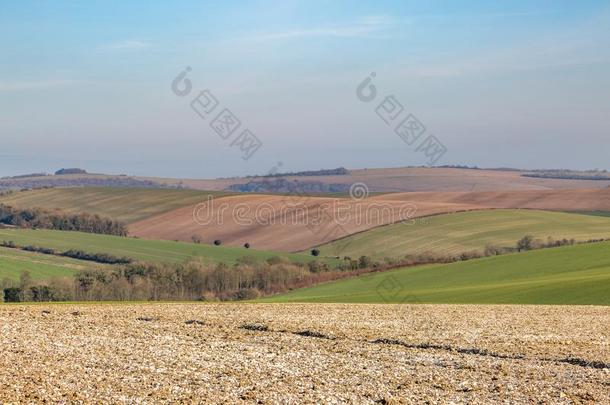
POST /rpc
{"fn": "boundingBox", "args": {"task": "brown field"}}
[1,303,607,404]
[372,188,610,211]
[130,188,610,251]
[144,167,610,192]
[129,194,482,251]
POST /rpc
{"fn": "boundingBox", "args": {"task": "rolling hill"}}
[130,188,610,251]
[0,187,232,223]
[317,209,610,258]
[373,188,610,211]
[0,246,102,281]
[129,194,482,251]
[262,241,610,305]
[0,228,334,266]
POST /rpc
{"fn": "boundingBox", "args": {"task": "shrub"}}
[244,243,250,249]
[311,248,320,257]
[517,235,534,251]
[61,249,131,265]
[1,240,16,248]
[308,260,329,273]
[3,287,21,303]
[234,288,260,300]
[358,256,373,269]
[213,240,222,246]
[484,244,504,256]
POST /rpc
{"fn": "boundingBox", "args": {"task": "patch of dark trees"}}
[1,241,131,265]
[55,168,88,175]
[0,204,128,236]
[228,178,350,193]
[253,167,349,178]
[522,169,610,181]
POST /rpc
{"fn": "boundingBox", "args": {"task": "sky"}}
[1,0,609,178]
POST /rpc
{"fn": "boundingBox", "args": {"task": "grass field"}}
[0,247,100,280]
[0,229,331,266]
[265,241,610,305]
[317,209,610,258]
[0,187,232,223]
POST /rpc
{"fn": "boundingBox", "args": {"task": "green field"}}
[317,209,610,259]
[264,241,610,305]
[0,247,101,281]
[0,229,332,266]
[0,187,232,223]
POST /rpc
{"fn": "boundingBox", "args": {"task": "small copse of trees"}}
[0,204,127,236]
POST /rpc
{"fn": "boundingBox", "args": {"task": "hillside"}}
[317,209,610,258]
[262,241,610,305]
[0,228,334,266]
[0,246,101,281]
[374,188,610,211]
[0,188,232,223]
[130,188,610,251]
[129,194,482,251]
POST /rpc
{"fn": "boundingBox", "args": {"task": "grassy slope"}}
[264,241,610,305]
[0,229,333,266]
[317,209,610,259]
[0,247,101,281]
[0,187,232,223]
[571,211,610,218]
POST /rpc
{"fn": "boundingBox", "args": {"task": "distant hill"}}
[0,173,183,190]
[149,167,610,193]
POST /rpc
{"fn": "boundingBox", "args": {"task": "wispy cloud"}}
[101,39,152,51]
[0,80,81,92]
[239,15,396,41]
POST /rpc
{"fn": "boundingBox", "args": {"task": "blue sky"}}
[1,0,609,177]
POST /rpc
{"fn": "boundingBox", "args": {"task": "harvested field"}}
[374,188,610,212]
[130,188,610,252]
[130,194,481,251]
[0,303,607,403]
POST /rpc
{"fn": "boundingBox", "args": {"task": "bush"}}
[308,260,329,273]
[213,240,222,246]
[484,244,504,256]
[3,287,21,303]
[23,245,56,255]
[1,240,16,248]
[517,235,534,251]
[358,256,372,269]
[234,288,260,300]
[244,243,250,249]
[311,248,320,257]
[61,249,131,265]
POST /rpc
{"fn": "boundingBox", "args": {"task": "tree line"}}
[0,204,127,236]
[3,235,609,303]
